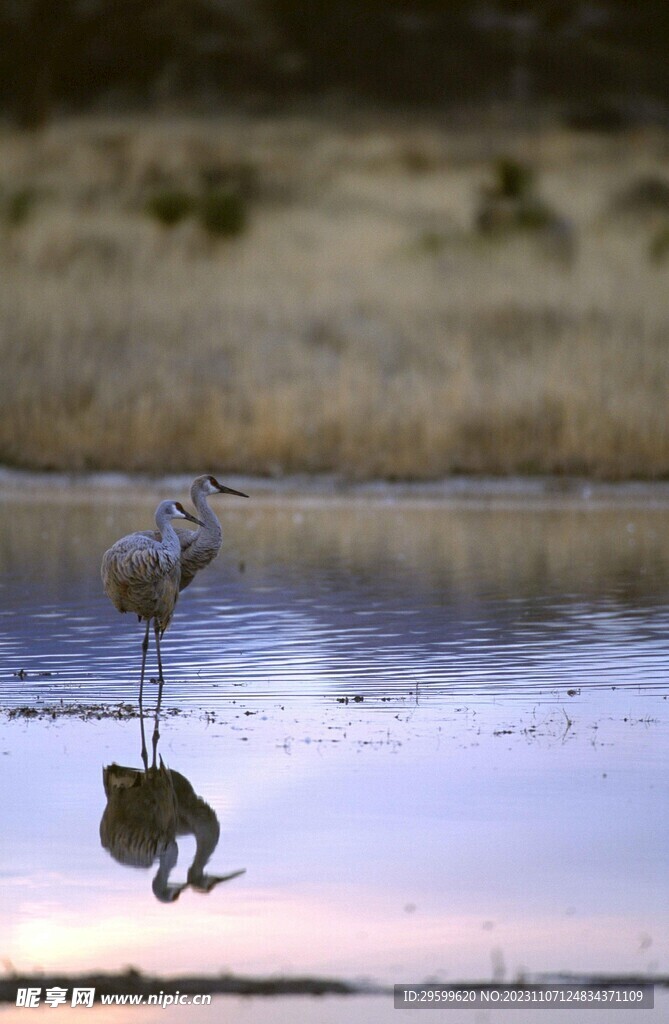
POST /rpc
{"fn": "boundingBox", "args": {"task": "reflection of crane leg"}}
[151,711,160,769]
[140,706,149,772]
[139,620,151,764]
[153,622,165,748]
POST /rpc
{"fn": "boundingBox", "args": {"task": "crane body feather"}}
[101,505,189,635]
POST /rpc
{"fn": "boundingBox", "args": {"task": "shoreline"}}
[1,971,666,1003]
[3,466,669,509]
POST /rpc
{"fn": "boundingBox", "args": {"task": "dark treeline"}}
[1,0,669,127]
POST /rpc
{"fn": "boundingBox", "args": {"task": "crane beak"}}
[183,511,205,527]
[215,483,249,498]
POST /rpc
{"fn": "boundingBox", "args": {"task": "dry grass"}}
[2,113,669,479]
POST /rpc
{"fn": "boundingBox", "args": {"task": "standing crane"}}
[101,500,204,754]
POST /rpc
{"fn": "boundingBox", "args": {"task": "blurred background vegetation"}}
[2,1,669,128]
[1,1,669,478]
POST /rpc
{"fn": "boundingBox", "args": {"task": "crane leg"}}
[139,620,151,765]
[153,622,165,748]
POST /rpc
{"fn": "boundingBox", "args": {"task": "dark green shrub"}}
[612,176,669,219]
[146,189,196,227]
[649,225,669,264]
[5,187,37,226]
[495,158,534,200]
[199,189,247,237]
[515,199,554,229]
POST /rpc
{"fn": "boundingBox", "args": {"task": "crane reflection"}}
[99,711,245,902]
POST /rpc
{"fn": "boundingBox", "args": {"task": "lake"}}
[0,479,667,1021]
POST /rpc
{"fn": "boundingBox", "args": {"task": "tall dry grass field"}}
[1,114,669,478]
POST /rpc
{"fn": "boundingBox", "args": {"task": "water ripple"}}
[2,579,668,710]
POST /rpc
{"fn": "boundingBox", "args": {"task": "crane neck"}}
[191,489,223,542]
[153,512,183,559]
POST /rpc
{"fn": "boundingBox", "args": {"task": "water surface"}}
[0,487,667,1011]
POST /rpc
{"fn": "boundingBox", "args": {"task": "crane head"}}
[171,502,205,528]
[207,476,249,499]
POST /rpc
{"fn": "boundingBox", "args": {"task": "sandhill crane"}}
[141,476,248,591]
[101,500,204,740]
